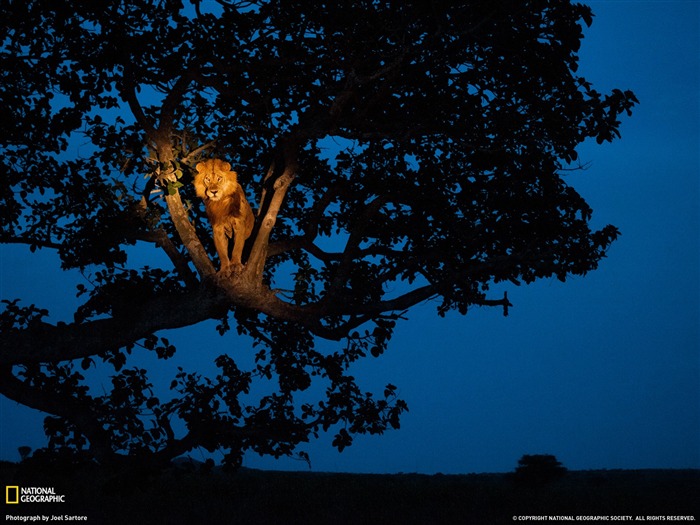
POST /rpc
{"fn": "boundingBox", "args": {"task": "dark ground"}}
[2,460,698,524]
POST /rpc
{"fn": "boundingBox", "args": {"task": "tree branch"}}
[266,182,346,258]
[135,229,198,286]
[0,366,115,464]
[0,286,226,366]
[245,139,299,279]
[475,291,512,316]
[320,195,387,307]
[0,235,62,251]
[163,191,217,280]
[121,77,157,140]
[181,140,217,166]
[159,74,193,128]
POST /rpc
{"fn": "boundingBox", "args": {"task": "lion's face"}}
[194,159,239,202]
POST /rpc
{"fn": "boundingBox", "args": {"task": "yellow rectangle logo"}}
[6,485,19,504]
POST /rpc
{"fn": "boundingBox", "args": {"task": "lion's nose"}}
[210,190,218,197]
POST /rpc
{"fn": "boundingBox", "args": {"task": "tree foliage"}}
[513,454,568,486]
[0,0,636,468]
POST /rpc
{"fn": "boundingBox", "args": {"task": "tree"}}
[0,0,636,469]
[513,454,568,486]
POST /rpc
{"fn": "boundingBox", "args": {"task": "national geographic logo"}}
[6,486,18,504]
[5,486,66,504]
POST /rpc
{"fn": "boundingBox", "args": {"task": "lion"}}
[193,159,255,268]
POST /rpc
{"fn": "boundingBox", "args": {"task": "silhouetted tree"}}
[18,446,32,462]
[513,454,568,486]
[0,0,636,469]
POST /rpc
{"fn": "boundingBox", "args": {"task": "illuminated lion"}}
[193,159,255,268]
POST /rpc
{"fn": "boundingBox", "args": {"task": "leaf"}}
[332,429,352,453]
[166,181,184,195]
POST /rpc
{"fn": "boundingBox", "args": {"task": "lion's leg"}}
[230,225,245,266]
[212,226,231,268]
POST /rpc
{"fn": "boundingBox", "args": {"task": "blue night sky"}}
[1,1,698,474]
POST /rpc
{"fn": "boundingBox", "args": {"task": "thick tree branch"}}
[245,139,299,279]
[0,286,226,366]
[164,191,217,279]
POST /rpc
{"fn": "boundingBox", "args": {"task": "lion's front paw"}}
[217,262,244,278]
